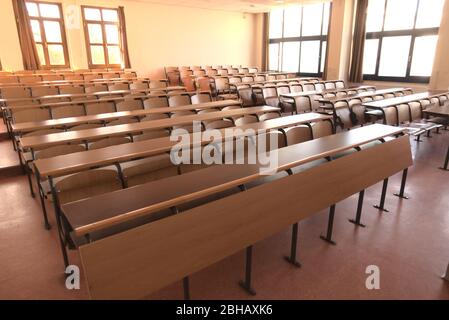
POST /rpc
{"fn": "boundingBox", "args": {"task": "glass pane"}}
[300,40,320,73]
[283,5,301,38]
[322,3,330,35]
[102,9,119,22]
[384,0,418,31]
[107,46,122,65]
[366,0,385,32]
[415,0,444,29]
[84,8,102,21]
[39,3,60,18]
[269,43,280,71]
[281,42,300,72]
[90,45,105,65]
[105,25,119,45]
[269,8,283,39]
[410,35,438,77]
[30,20,42,42]
[320,41,327,73]
[362,39,379,75]
[26,2,39,17]
[43,21,62,43]
[378,36,412,77]
[48,44,65,65]
[88,24,103,44]
[302,4,323,36]
[36,44,46,66]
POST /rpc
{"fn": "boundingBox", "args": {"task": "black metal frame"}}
[268,3,330,77]
[363,0,440,83]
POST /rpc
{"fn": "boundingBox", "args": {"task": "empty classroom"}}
[0,0,448,303]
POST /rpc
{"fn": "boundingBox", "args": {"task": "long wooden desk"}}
[0,78,155,89]
[12,100,242,134]
[21,106,280,151]
[34,113,331,179]
[74,126,411,299]
[61,124,406,238]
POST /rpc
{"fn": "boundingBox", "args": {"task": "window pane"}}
[378,36,411,77]
[300,40,320,73]
[384,0,417,31]
[362,39,379,75]
[415,0,444,29]
[30,20,42,42]
[84,8,102,21]
[26,2,39,17]
[322,3,330,35]
[269,43,280,71]
[43,21,62,43]
[283,5,301,38]
[410,35,438,77]
[105,25,120,45]
[107,46,122,65]
[48,44,65,65]
[281,42,300,72]
[301,4,323,36]
[39,3,60,18]
[320,41,327,73]
[366,0,385,32]
[88,24,103,44]
[91,45,105,65]
[269,9,283,39]
[36,44,46,66]
[102,9,119,22]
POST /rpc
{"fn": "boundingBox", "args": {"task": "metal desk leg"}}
[349,190,366,227]
[374,178,390,213]
[239,245,256,296]
[440,146,449,171]
[320,205,337,245]
[443,263,449,281]
[394,169,410,199]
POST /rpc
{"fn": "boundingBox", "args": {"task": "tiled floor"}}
[0,130,448,300]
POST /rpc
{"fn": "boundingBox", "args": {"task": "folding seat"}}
[234,115,258,126]
[237,86,255,107]
[116,99,143,112]
[108,83,130,91]
[311,120,334,139]
[143,96,169,109]
[284,125,313,145]
[168,93,191,107]
[191,93,212,104]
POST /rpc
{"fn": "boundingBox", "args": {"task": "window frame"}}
[268,3,331,77]
[25,0,71,69]
[81,5,123,69]
[363,0,441,83]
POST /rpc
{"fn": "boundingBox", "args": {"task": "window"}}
[82,6,123,68]
[25,1,70,68]
[362,0,445,83]
[268,3,331,76]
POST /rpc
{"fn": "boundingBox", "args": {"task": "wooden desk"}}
[21,106,280,151]
[280,86,375,99]
[61,124,406,238]
[0,78,154,89]
[423,105,449,170]
[34,113,331,179]
[12,100,242,134]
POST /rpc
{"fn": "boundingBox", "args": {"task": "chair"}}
[121,154,179,188]
[311,120,334,139]
[108,84,129,91]
[237,86,255,107]
[335,101,352,129]
[215,77,230,94]
[130,82,149,90]
[383,107,398,126]
[59,86,85,95]
[1,87,31,99]
[85,102,116,115]
[284,126,313,145]
[290,84,302,93]
[51,105,86,119]
[196,77,212,93]
[85,85,108,94]
[234,115,258,126]
[335,81,346,89]
[149,80,168,89]
[205,119,234,130]
[325,82,337,90]
[242,76,254,83]
[143,96,169,109]
[254,75,266,82]
[31,87,59,97]
[41,75,64,81]
[302,83,315,92]
[55,169,123,205]
[191,93,212,104]
[13,108,51,123]
[19,76,41,83]
[89,137,131,150]
[314,83,325,92]
[168,94,191,107]
[116,100,143,112]
[262,86,279,109]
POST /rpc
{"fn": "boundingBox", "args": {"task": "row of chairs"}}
[0,72,137,85]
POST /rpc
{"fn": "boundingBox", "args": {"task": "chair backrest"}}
[254,75,265,82]
[31,87,59,97]
[68,124,103,131]
[237,86,254,107]
[314,83,325,92]
[41,75,64,81]
[397,104,411,124]
[149,80,167,89]
[13,108,51,123]
[324,82,336,89]
[206,69,218,77]
[133,130,170,142]
[258,112,280,122]
[35,144,86,160]
[106,119,139,126]
[143,96,169,109]
[1,87,31,98]
[335,81,345,89]
[262,86,277,98]
[242,76,254,83]
[19,76,41,83]
[85,85,108,94]
[168,94,191,107]
[142,114,169,121]
[234,115,258,126]
[290,84,303,93]
[85,102,116,115]
[255,131,287,152]
[116,99,143,112]
[409,102,422,121]
[108,84,129,91]
[302,83,315,92]
[284,125,313,145]
[229,77,242,85]
[64,74,84,81]
[89,137,131,150]
[205,119,234,130]
[214,77,229,92]
[130,82,149,90]
[311,120,333,139]
[59,86,85,95]
[383,107,398,126]
[196,77,211,92]
[191,93,212,104]
[51,105,86,119]
[276,85,290,96]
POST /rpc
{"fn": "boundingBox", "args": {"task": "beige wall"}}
[430,0,449,90]
[0,0,261,78]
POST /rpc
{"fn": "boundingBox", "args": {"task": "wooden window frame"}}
[268,3,331,77]
[81,5,123,69]
[25,0,71,69]
[363,0,441,83]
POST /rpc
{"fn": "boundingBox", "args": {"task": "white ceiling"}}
[131,0,327,13]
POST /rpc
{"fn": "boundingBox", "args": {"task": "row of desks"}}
[21,106,280,151]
